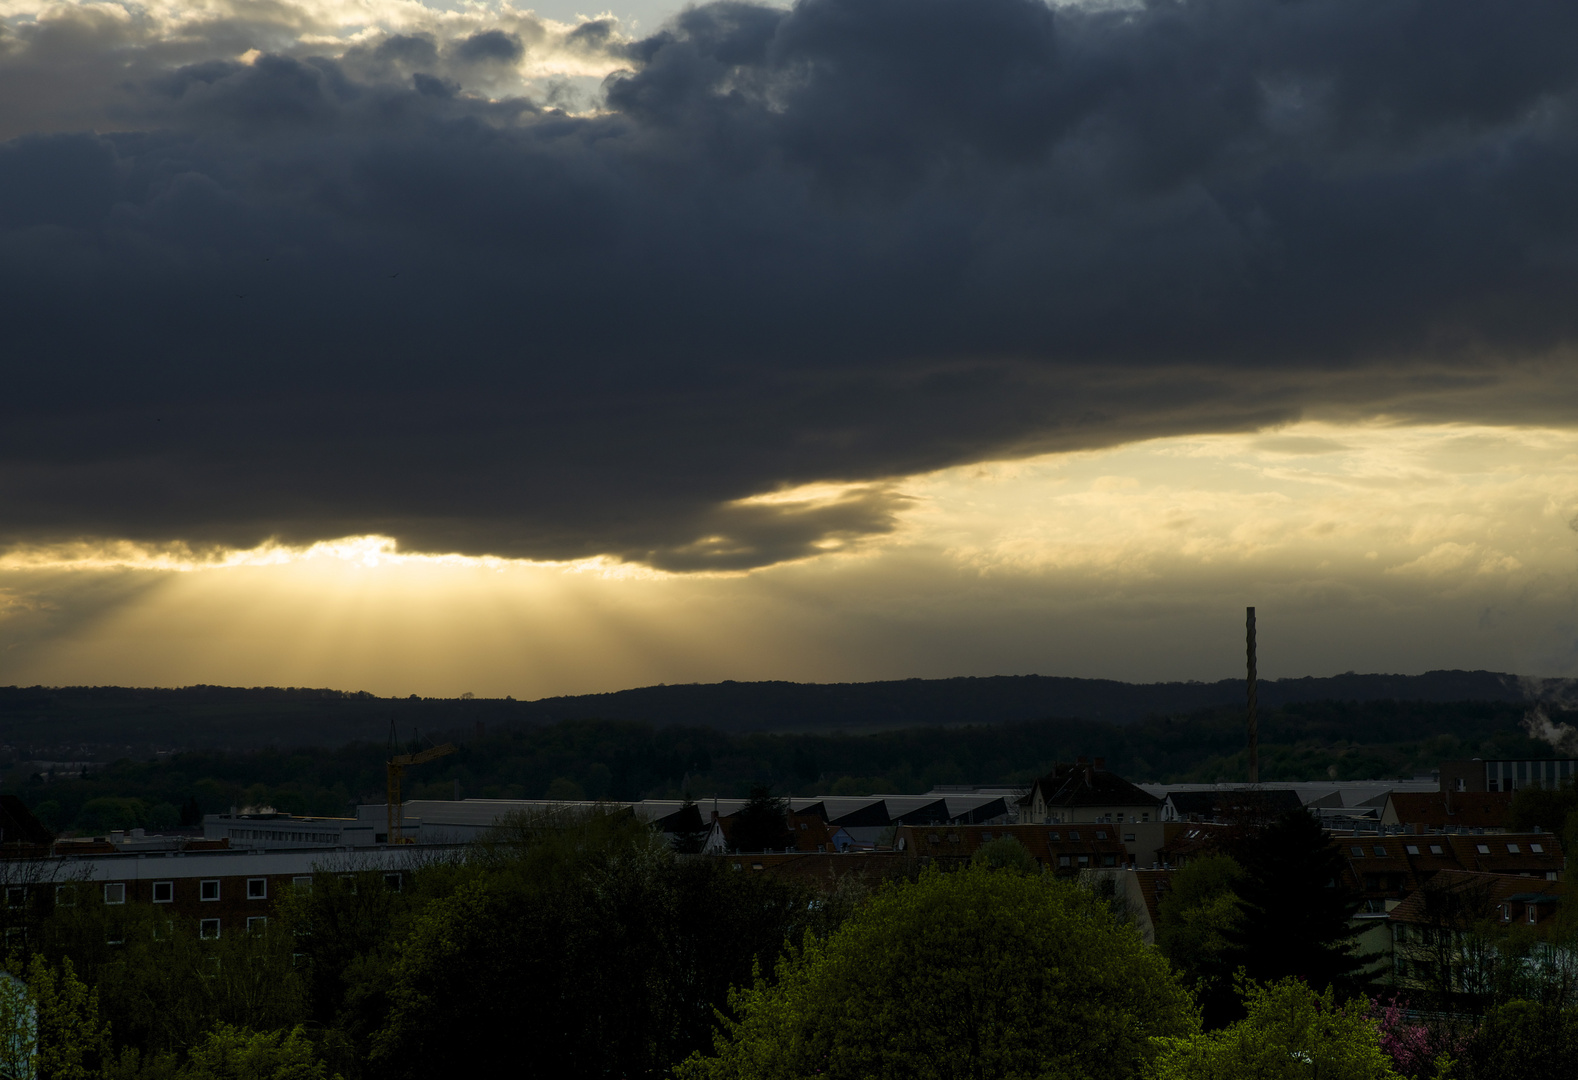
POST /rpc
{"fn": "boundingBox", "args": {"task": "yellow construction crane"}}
[386,742,456,844]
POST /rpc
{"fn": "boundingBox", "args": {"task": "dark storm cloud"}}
[3,0,1578,569]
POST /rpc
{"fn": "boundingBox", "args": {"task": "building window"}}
[103,883,126,905]
[200,919,221,940]
[247,878,267,900]
[200,880,221,901]
[1429,845,1444,855]
[153,881,174,903]
[1405,845,1420,855]
[1529,907,1539,925]
[247,916,267,933]
[55,885,75,907]
[293,876,313,890]
[1076,854,1090,866]
[1047,832,1060,842]
[1501,904,1512,923]
[383,873,402,892]
[1069,831,1080,840]
[1124,833,1136,842]
[1141,813,1149,822]
[1531,843,1545,853]
[1101,854,1116,867]
[1058,855,1071,868]
[1476,844,1491,855]
[4,886,24,907]
[1095,830,1108,840]
[1373,846,1386,857]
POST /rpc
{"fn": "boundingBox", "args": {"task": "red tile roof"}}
[1385,792,1513,831]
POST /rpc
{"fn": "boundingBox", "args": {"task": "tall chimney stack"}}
[1246,606,1259,785]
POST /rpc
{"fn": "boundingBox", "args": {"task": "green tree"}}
[1508,779,1578,834]
[0,969,38,1080]
[1155,853,1244,1026]
[728,786,792,854]
[677,864,1196,1080]
[72,801,145,837]
[20,954,112,1080]
[275,866,423,1054]
[671,799,712,855]
[177,1025,330,1080]
[30,890,307,1058]
[1454,1000,1578,1080]
[369,808,821,1080]
[971,835,1038,874]
[1151,977,1401,1080]
[1227,811,1371,996]
[544,777,586,801]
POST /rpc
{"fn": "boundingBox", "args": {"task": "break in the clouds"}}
[4,0,1578,570]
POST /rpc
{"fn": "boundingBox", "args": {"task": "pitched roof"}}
[1339,832,1563,902]
[1390,870,1567,925]
[892,823,1129,871]
[952,797,1010,824]
[0,795,52,847]
[1030,761,1161,809]
[787,811,839,853]
[830,801,892,828]
[892,799,952,826]
[1385,792,1513,831]
[652,802,707,834]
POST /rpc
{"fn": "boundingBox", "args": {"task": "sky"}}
[4,0,1578,697]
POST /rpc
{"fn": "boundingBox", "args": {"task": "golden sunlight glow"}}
[7,421,1578,694]
[0,0,634,109]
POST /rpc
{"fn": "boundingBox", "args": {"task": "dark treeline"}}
[0,670,1527,751]
[4,697,1561,836]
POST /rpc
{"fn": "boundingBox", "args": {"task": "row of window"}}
[8,873,403,907]
[96,876,293,905]
[1056,853,1124,868]
[1350,842,1544,858]
[199,916,269,939]
[227,828,340,843]
[1047,830,1136,842]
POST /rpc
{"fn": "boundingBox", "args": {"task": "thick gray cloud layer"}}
[3,0,1578,569]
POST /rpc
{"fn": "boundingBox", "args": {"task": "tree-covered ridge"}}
[4,697,1563,837]
[0,669,1528,752]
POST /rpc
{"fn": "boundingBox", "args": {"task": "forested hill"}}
[0,669,1528,753]
[520,670,1524,732]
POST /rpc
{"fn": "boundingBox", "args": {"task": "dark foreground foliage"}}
[3,809,870,1080]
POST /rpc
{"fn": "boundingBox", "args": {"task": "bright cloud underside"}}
[6,421,1578,695]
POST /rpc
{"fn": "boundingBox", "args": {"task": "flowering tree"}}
[1367,997,1457,1080]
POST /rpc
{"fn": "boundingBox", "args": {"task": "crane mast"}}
[386,741,457,844]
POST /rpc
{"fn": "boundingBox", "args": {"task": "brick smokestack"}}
[1247,606,1259,785]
